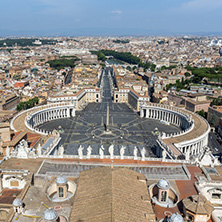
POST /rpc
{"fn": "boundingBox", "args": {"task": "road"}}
[100,67,113,110]
[208,132,222,160]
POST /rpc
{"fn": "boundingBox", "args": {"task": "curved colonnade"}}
[25,102,76,135]
[10,102,75,136]
[140,103,210,160]
[11,101,210,161]
[140,103,193,133]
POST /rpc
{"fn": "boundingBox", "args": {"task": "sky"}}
[0,0,222,36]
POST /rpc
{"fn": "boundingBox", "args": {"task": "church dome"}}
[13,198,23,207]
[157,178,170,189]
[168,213,184,222]
[56,175,68,185]
[43,208,58,221]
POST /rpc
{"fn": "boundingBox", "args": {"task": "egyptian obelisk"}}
[106,104,109,132]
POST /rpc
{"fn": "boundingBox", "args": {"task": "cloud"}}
[178,0,222,11]
[111,10,122,15]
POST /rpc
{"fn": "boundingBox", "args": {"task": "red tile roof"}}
[0,189,22,204]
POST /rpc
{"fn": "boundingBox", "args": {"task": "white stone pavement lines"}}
[116,104,123,111]
[126,137,143,144]
[77,118,90,125]
[64,118,76,143]
[122,118,138,127]
[125,118,153,129]
[72,135,92,143]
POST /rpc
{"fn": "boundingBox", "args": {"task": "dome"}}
[13,198,23,207]
[168,213,184,222]
[157,178,170,189]
[56,175,68,185]
[43,208,58,221]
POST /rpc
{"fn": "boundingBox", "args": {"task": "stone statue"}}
[17,143,28,159]
[120,146,126,160]
[78,145,84,159]
[6,146,10,158]
[133,146,138,160]
[141,147,146,161]
[23,139,28,150]
[37,144,42,156]
[29,150,36,159]
[109,144,114,159]
[162,149,166,161]
[54,149,58,156]
[87,145,92,159]
[58,145,64,157]
[99,145,104,159]
[161,132,166,139]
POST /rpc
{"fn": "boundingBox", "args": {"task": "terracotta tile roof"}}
[3,132,41,148]
[183,194,214,215]
[176,166,202,200]
[153,204,179,220]
[70,167,155,222]
[186,99,211,105]
[3,131,26,147]
[0,189,22,204]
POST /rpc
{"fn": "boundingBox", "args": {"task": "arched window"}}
[161,191,167,202]
[59,187,64,198]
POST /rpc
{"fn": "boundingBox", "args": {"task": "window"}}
[212,193,221,199]
[161,191,167,202]
[59,187,64,198]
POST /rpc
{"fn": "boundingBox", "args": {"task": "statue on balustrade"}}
[58,145,64,157]
[141,147,146,161]
[133,146,138,160]
[120,146,126,160]
[87,145,92,159]
[78,145,84,159]
[109,144,114,159]
[99,145,104,159]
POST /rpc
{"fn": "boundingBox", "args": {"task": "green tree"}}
[195,109,207,119]
[185,72,191,77]
[150,64,156,72]
[47,57,79,70]
[16,97,39,112]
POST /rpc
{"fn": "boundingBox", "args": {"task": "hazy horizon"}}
[1,0,222,36]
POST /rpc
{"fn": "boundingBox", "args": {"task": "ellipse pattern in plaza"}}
[11,67,210,160]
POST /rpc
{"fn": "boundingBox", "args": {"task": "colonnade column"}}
[140,109,143,117]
